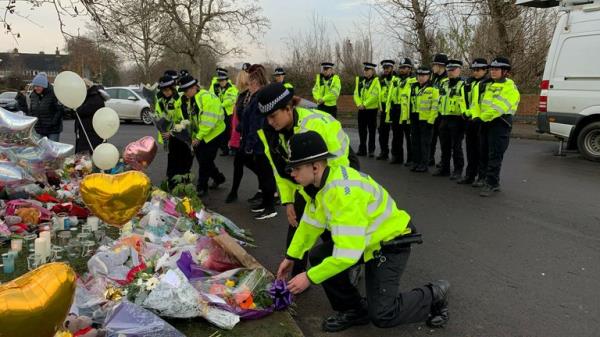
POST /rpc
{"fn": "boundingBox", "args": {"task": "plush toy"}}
[63,313,105,337]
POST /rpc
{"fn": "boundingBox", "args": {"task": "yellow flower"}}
[54,331,73,337]
[225,279,236,288]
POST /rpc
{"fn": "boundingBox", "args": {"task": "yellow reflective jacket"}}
[312,74,341,107]
[182,89,225,143]
[386,76,417,123]
[213,82,239,116]
[154,93,183,144]
[411,82,440,124]
[438,78,467,116]
[379,74,396,109]
[257,107,351,204]
[479,78,520,122]
[287,165,412,284]
[353,76,381,110]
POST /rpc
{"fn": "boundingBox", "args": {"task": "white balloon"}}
[92,143,120,170]
[54,71,87,109]
[92,107,120,140]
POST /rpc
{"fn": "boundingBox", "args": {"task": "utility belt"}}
[378,222,423,255]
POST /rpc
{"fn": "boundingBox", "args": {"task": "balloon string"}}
[75,111,95,153]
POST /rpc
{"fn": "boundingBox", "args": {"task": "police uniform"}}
[386,58,417,165]
[429,54,449,166]
[354,62,381,157]
[179,74,227,195]
[410,66,439,172]
[477,57,520,197]
[274,67,294,90]
[376,60,397,160]
[434,59,467,179]
[459,58,490,185]
[155,75,193,189]
[282,131,450,332]
[210,68,239,156]
[256,83,356,276]
[312,62,341,117]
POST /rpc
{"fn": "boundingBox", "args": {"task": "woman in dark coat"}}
[74,82,107,153]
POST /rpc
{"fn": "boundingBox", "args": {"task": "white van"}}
[518,0,600,162]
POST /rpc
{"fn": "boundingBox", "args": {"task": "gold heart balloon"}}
[0,263,76,337]
[80,171,151,227]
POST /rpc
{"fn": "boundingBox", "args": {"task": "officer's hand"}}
[277,258,294,280]
[286,204,298,227]
[358,105,365,110]
[318,99,324,104]
[192,139,200,147]
[288,272,311,295]
[161,132,170,140]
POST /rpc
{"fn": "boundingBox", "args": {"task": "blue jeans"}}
[45,133,60,142]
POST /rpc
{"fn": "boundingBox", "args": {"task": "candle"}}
[10,238,23,252]
[34,238,48,263]
[40,231,52,253]
[87,216,99,232]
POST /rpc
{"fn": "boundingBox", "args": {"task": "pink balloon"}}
[122,136,158,171]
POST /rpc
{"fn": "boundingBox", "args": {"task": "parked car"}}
[104,86,154,125]
[519,0,600,162]
[0,91,19,111]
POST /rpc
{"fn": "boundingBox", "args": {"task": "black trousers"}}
[429,117,441,164]
[254,153,276,208]
[194,132,225,191]
[397,122,412,164]
[166,137,194,190]
[309,240,433,327]
[479,115,512,187]
[439,115,466,174]
[378,104,392,157]
[410,113,433,168]
[230,151,260,195]
[464,118,482,180]
[318,104,338,119]
[358,109,378,154]
[221,114,232,153]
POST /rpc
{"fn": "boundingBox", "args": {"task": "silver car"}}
[0,91,18,111]
[104,87,154,125]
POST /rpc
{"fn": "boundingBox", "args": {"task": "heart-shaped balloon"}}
[123,136,158,171]
[0,263,76,337]
[80,171,151,227]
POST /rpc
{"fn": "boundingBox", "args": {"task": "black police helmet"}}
[256,83,294,115]
[286,131,334,171]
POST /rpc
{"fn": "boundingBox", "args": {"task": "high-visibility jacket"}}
[386,76,416,123]
[479,78,520,122]
[465,77,491,119]
[312,74,341,107]
[432,72,448,91]
[182,89,225,143]
[213,82,239,116]
[438,78,466,116]
[257,107,350,204]
[283,82,294,90]
[154,92,183,144]
[410,82,439,124]
[287,165,412,284]
[353,76,381,110]
[379,74,396,109]
[209,77,235,95]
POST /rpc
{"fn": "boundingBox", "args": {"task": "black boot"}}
[209,173,226,189]
[225,191,238,203]
[376,153,388,160]
[426,280,450,328]
[432,168,450,177]
[449,171,462,181]
[321,308,370,332]
[457,176,474,185]
[389,157,403,164]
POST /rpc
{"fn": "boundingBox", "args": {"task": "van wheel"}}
[577,121,600,162]
[141,108,153,125]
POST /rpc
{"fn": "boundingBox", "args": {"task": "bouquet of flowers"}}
[171,120,193,148]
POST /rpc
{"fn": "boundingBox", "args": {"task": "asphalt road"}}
[61,121,600,337]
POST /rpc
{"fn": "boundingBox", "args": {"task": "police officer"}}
[458,58,491,185]
[211,68,239,156]
[256,83,356,276]
[354,62,381,157]
[429,53,449,167]
[178,69,190,83]
[433,59,467,180]
[386,58,417,165]
[410,66,439,173]
[312,62,342,117]
[179,74,227,196]
[477,57,520,197]
[277,130,450,332]
[164,69,179,83]
[273,67,294,90]
[376,59,396,160]
[155,75,193,189]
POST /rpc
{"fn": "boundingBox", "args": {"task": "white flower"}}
[145,277,160,291]
[182,231,198,245]
[197,249,210,264]
[136,278,144,286]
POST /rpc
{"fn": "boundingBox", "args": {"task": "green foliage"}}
[168,173,203,216]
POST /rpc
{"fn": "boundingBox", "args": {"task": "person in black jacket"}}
[75,80,107,153]
[15,84,28,114]
[27,72,64,141]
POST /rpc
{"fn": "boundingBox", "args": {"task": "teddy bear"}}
[63,313,105,337]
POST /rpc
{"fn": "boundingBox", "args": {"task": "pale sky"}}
[0,0,379,66]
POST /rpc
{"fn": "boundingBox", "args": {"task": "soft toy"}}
[87,246,145,285]
[63,313,105,337]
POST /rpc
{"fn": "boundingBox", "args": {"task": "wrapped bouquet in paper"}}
[141,269,201,318]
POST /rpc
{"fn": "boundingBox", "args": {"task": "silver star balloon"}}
[0,107,37,147]
[0,161,35,188]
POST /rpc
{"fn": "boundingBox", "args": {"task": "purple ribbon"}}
[268,279,293,311]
